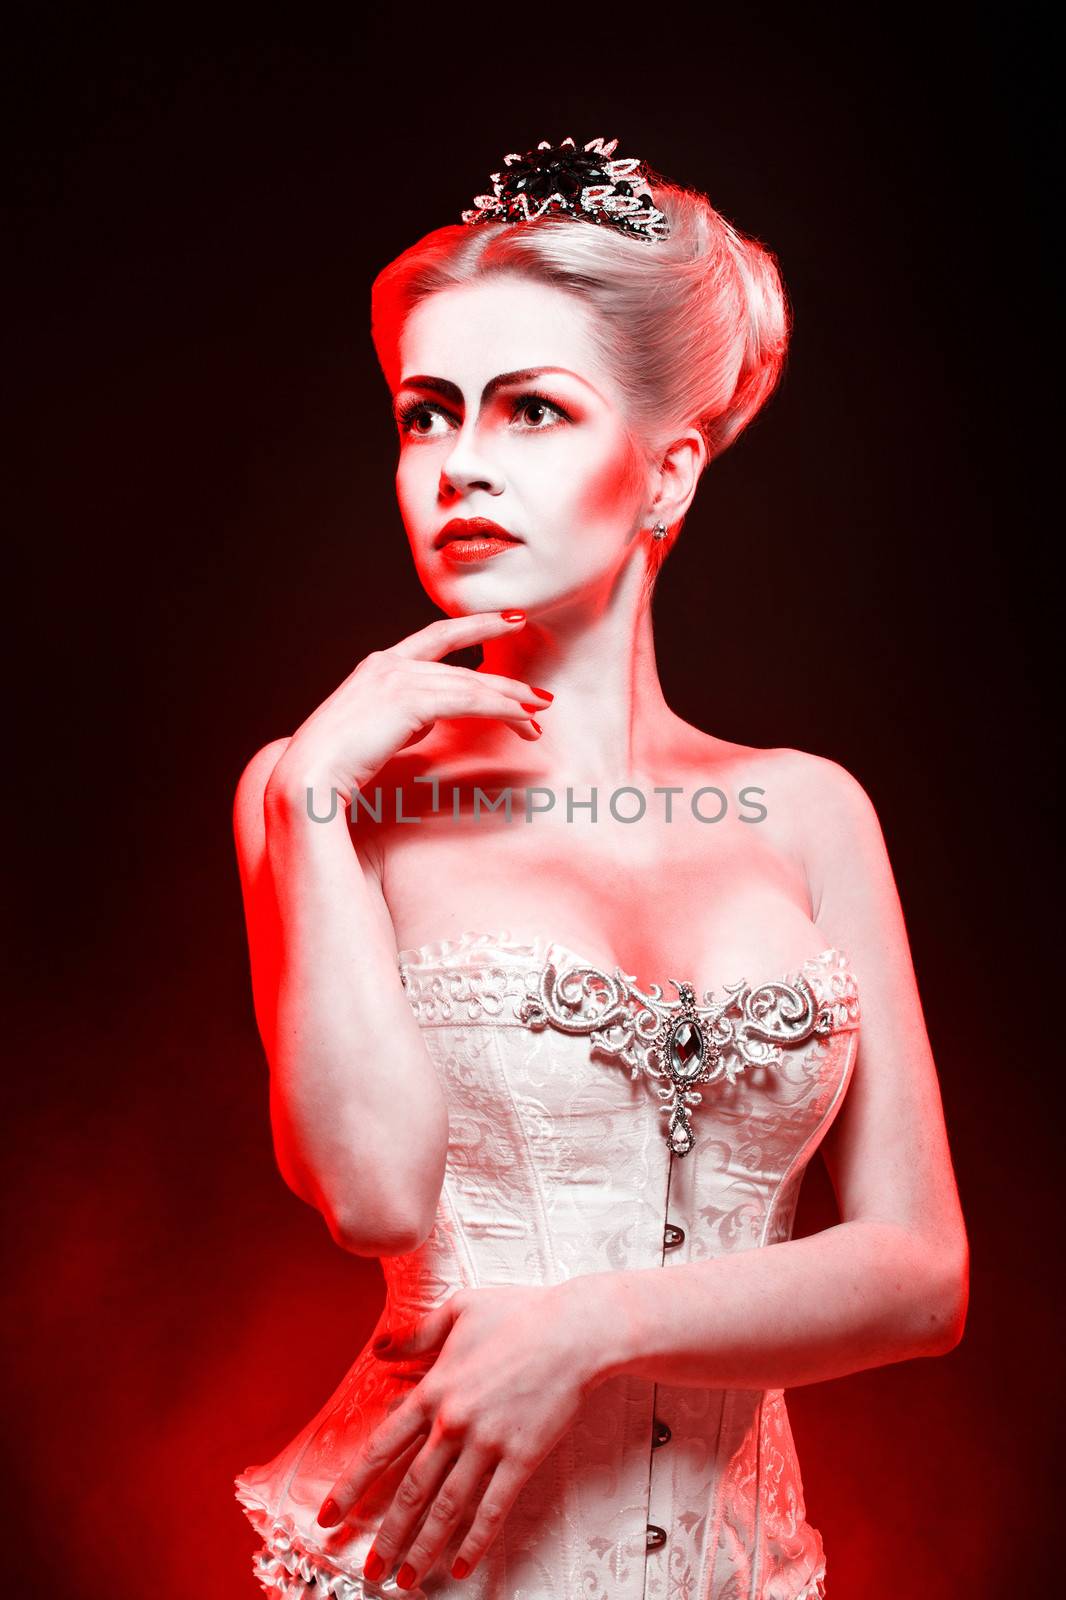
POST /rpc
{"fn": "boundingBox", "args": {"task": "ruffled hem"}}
[234,1479,426,1598]
[795,1563,827,1599]
[235,1476,826,1599]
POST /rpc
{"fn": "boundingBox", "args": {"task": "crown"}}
[460,136,671,244]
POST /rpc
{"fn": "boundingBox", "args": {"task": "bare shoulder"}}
[762,746,882,862]
[772,746,874,810]
[670,732,868,850]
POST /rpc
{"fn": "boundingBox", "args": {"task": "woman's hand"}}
[266,610,553,811]
[316,1283,603,1590]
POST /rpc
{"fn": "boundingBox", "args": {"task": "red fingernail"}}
[363,1548,385,1580]
[529,685,553,700]
[530,720,541,734]
[396,1561,417,1589]
[318,1497,341,1527]
[453,1556,470,1579]
[500,609,525,621]
[519,701,544,712]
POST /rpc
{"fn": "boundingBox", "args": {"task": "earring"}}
[652,521,667,542]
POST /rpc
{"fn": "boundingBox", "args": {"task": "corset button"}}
[646,1523,667,1550]
[652,1417,672,1448]
[664,1223,685,1250]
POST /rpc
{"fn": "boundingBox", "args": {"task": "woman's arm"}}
[233,738,449,1257]
[563,753,970,1392]
[560,1215,963,1393]
[232,612,550,1260]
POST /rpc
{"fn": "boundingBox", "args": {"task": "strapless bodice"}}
[395,930,858,1160]
[234,928,860,1599]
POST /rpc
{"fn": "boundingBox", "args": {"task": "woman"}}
[232,136,968,1598]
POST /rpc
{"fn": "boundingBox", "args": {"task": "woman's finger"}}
[361,1436,494,1589]
[395,662,549,722]
[317,1390,432,1527]
[447,1455,535,1580]
[439,1464,496,1570]
[404,659,554,709]
[391,674,545,731]
[318,1295,470,1525]
[387,610,527,662]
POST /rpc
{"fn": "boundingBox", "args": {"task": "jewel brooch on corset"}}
[515,958,839,1157]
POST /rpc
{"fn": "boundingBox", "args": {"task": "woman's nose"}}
[440,432,504,496]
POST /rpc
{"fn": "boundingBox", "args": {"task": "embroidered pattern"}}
[516,958,847,1157]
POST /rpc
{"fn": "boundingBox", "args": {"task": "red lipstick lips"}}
[435,517,523,564]
[434,517,521,549]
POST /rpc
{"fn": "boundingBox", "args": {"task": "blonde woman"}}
[232,136,968,1598]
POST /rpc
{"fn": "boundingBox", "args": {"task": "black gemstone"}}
[495,145,613,211]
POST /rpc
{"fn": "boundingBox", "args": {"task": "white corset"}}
[235,930,860,1599]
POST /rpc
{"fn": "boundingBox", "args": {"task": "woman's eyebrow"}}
[395,367,603,405]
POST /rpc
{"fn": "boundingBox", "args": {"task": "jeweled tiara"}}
[460,136,671,244]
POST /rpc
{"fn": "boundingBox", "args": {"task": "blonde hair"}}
[371,170,791,589]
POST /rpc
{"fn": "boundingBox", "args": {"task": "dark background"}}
[8,8,1058,1596]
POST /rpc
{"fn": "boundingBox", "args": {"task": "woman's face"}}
[391,275,652,616]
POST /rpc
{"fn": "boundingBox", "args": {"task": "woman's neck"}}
[477,593,680,785]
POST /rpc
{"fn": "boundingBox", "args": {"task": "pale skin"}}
[233,276,970,1591]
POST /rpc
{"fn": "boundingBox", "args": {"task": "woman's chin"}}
[428,578,543,614]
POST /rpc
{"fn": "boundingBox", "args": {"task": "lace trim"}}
[393,934,857,1017]
[396,927,545,969]
[396,929,860,1033]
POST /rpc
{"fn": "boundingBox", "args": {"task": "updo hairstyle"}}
[372,168,791,585]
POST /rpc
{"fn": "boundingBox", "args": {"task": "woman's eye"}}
[396,402,449,438]
[512,394,568,429]
[395,392,569,439]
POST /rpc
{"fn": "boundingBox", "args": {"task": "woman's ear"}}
[650,430,707,526]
